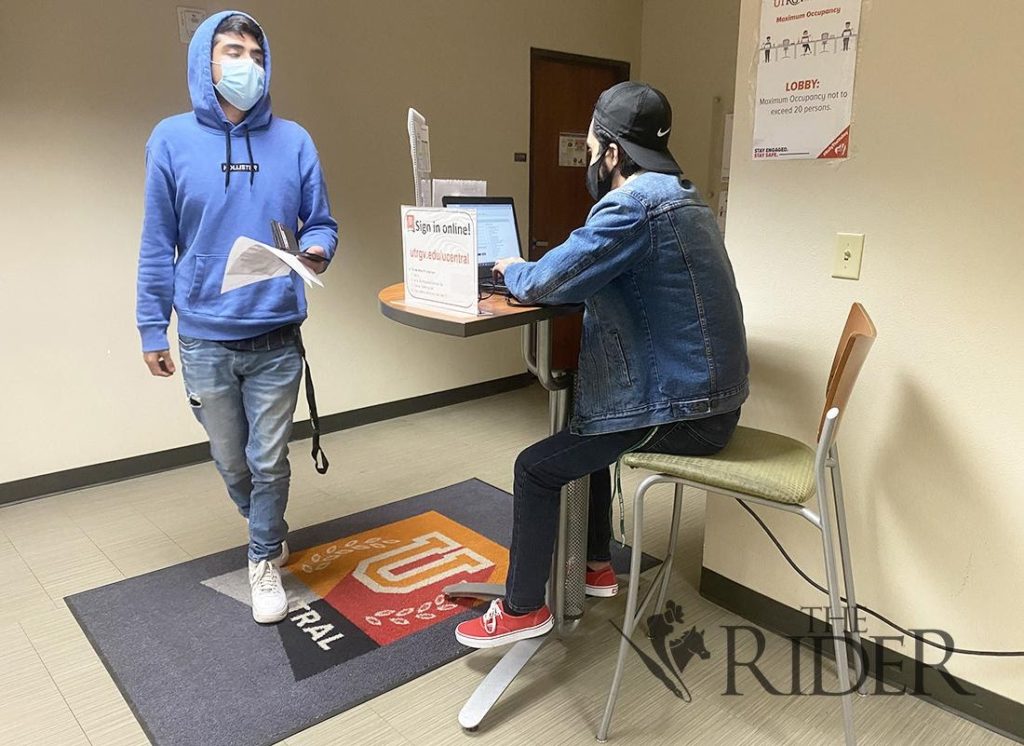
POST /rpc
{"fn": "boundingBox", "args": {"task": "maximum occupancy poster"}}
[753,0,862,160]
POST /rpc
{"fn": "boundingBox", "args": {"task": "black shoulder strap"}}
[295,330,329,474]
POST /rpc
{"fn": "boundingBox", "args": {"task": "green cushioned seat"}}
[622,426,817,505]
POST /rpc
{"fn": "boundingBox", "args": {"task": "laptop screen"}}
[443,198,521,268]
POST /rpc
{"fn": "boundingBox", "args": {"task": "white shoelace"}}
[252,560,282,594]
[483,599,504,634]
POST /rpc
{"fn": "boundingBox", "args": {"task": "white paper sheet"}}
[408,109,432,207]
[221,236,323,294]
[430,179,486,207]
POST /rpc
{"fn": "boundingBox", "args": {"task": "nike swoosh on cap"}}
[657,127,671,137]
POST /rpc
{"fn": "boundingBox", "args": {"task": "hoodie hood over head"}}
[187,10,273,133]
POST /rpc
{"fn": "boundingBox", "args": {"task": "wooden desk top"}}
[378,283,581,338]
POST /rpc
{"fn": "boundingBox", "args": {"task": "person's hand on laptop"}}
[493,256,525,279]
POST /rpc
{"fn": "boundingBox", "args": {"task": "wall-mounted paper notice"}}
[431,179,487,207]
[558,133,588,167]
[753,0,862,160]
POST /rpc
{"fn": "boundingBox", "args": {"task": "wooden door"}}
[530,49,630,372]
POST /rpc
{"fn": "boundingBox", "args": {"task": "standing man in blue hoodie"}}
[136,11,338,624]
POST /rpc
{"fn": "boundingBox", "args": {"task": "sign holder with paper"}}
[401,206,478,316]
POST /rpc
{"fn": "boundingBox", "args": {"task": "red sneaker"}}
[585,565,619,597]
[455,599,553,649]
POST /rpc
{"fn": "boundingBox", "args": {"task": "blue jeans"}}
[504,409,741,613]
[178,335,303,563]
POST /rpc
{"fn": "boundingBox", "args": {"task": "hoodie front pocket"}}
[186,254,299,318]
[186,255,216,309]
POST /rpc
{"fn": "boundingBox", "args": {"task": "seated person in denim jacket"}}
[455,82,749,648]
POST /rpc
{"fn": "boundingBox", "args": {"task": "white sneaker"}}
[271,540,290,568]
[248,559,288,624]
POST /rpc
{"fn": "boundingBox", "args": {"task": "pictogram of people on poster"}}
[758,21,856,63]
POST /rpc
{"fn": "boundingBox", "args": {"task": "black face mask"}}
[586,148,614,201]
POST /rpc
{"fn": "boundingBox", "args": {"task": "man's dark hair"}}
[214,14,264,46]
[593,121,642,178]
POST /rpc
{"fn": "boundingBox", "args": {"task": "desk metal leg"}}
[442,582,504,600]
[560,472,590,624]
[547,384,591,628]
[450,319,591,731]
[458,636,548,730]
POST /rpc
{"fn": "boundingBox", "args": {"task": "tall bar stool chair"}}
[597,303,876,746]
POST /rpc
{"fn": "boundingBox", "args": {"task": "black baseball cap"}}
[593,82,682,174]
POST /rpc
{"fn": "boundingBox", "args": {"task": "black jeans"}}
[504,409,741,613]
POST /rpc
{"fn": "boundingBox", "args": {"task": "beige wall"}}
[703,0,1024,702]
[0,0,643,483]
[639,0,741,198]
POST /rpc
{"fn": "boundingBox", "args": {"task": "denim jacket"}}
[503,172,749,435]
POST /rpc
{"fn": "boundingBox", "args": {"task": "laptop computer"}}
[441,196,523,295]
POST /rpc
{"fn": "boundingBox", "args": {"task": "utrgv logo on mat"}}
[612,600,710,702]
[351,532,494,595]
[201,511,508,680]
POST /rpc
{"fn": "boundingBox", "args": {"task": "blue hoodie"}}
[136,10,338,352]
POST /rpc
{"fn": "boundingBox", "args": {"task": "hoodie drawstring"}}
[222,125,256,190]
[244,129,255,188]
[222,127,256,191]
[223,126,233,190]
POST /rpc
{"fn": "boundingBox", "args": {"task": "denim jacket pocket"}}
[609,331,633,388]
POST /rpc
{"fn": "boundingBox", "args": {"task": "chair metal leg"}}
[597,475,654,742]
[829,446,866,695]
[653,484,684,617]
[815,468,857,746]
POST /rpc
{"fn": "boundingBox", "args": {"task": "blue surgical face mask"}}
[212,58,265,112]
